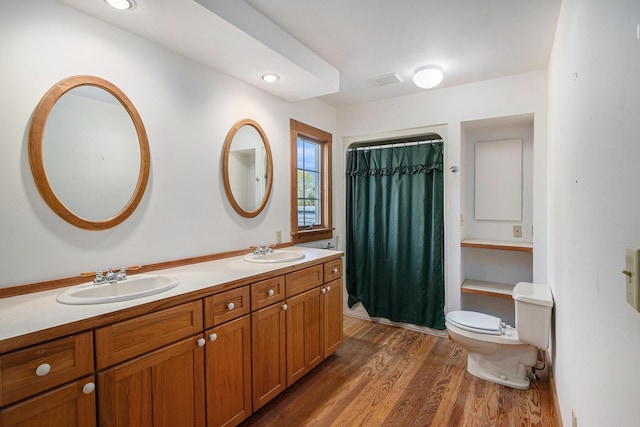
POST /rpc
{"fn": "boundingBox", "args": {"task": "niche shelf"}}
[460,239,532,252]
[460,239,533,298]
[461,279,514,299]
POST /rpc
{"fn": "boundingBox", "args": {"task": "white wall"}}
[0,0,336,287]
[336,71,548,315]
[548,1,640,425]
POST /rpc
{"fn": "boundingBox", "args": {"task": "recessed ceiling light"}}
[104,0,135,10]
[413,66,444,89]
[261,73,280,83]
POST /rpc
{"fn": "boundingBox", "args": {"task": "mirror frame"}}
[222,119,273,218]
[28,75,150,230]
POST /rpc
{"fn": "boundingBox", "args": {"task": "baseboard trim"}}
[343,312,447,338]
[547,352,563,426]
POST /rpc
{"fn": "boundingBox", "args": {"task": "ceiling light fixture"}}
[104,0,135,10]
[261,73,280,83]
[413,66,444,89]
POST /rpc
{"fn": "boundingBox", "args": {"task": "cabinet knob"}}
[282,303,288,311]
[227,302,235,310]
[82,382,95,395]
[321,287,327,294]
[327,285,331,292]
[267,289,275,297]
[197,338,206,347]
[332,267,338,273]
[35,363,51,377]
[209,333,218,342]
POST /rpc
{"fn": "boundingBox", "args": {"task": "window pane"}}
[297,137,322,227]
[297,139,304,169]
[303,141,319,171]
[297,170,305,198]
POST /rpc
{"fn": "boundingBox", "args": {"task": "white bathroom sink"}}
[243,250,305,264]
[57,274,179,305]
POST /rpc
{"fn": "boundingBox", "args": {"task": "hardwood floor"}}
[240,315,557,427]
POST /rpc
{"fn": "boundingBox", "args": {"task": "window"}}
[290,119,333,243]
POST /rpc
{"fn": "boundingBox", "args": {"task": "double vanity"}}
[0,246,343,427]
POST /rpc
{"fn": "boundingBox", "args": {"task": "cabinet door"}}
[323,278,344,356]
[286,287,323,386]
[0,376,96,427]
[98,336,205,427]
[205,315,251,427]
[251,302,286,410]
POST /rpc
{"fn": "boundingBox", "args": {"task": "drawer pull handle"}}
[197,338,206,347]
[82,382,95,395]
[227,302,235,310]
[282,303,288,311]
[267,289,275,297]
[209,333,218,342]
[332,268,338,273]
[36,363,51,377]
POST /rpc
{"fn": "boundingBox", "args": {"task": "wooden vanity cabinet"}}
[204,289,252,427]
[0,254,343,427]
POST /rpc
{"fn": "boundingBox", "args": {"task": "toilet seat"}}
[446,311,503,335]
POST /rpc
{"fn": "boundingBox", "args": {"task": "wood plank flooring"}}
[240,315,557,427]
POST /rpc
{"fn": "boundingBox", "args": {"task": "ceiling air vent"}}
[370,72,404,87]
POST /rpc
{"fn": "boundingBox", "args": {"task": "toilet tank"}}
[513,282,553,349]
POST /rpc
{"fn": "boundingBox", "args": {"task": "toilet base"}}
[467,352,532,390]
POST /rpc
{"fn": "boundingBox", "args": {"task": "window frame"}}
[290,119,333,243]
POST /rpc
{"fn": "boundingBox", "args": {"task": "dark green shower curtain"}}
[345,142,445,329]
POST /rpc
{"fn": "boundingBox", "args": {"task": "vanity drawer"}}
[251,276,285,311]
[95,301,203,370]
[205,286,250,327]
[0,332,93,407]
[285,265,323,297]
[324,259,342,282]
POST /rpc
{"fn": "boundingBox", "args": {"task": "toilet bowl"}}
[446,282,553,389]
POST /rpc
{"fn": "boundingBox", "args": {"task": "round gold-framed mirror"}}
[28,75,150,230]
[222,119,273,218]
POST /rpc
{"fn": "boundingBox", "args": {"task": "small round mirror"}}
[28,76,150,230]
[222,119,273,218]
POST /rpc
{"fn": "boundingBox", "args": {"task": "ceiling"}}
[59,0,562,108]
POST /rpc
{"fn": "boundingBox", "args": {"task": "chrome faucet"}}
[94,267,128,284]
[253,245,274,255]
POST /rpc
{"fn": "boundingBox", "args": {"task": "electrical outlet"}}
[624,246,640,311]
[513,225,522,238]
[275,231,282,245]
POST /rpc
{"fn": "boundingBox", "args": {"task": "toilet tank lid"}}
[512,282,553,307]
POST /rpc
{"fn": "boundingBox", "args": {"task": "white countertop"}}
[0,246,343,344]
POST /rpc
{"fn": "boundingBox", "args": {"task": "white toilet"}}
[445,282,553,389]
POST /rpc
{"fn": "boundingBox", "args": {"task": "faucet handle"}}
[116,267,127,281]
[94,271,104,284]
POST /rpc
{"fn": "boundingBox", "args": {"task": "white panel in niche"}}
[475,139,522,221]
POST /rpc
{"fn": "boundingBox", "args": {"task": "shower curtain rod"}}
[347,138,443,151]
